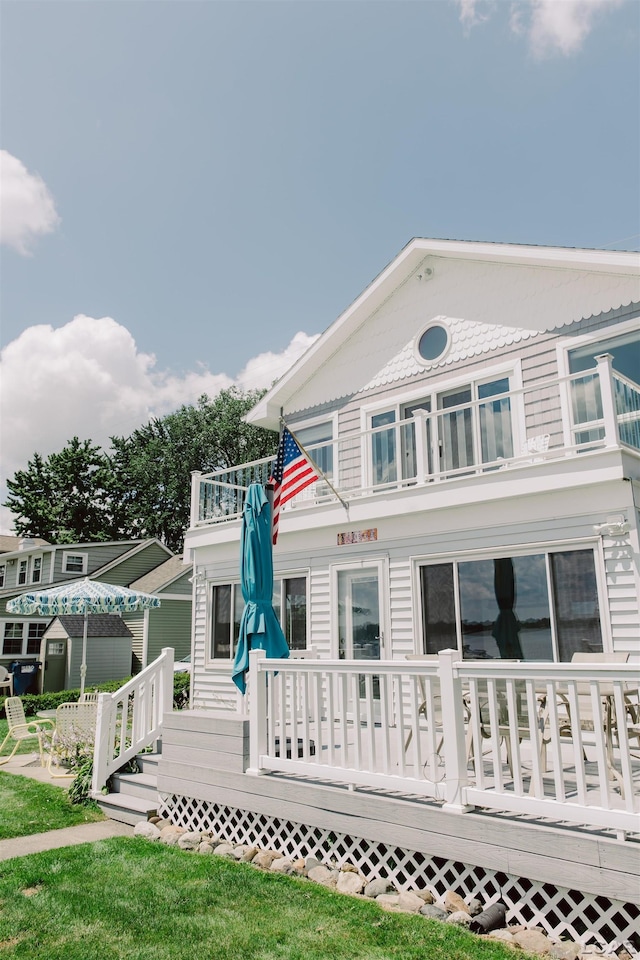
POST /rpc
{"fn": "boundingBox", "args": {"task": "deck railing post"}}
[161,646,174,725]
[248,649,267,775]
[438,649,473,813]
[190,471,202,527]
[596,354,620,447]
[91,692,113,797]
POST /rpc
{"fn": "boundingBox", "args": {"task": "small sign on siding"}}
[337,529,378,545]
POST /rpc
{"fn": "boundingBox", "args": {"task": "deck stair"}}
[97,749,161,826]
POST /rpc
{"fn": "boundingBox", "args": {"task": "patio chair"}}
[557,652,632,761]
[0,696,55,767]
[78,691,99,703]
[0,666,13,697]
[46,701,98,777]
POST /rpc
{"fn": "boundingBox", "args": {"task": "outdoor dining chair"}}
[46,701,98,777]
[78,691,99,703]
[0,696,55,767]
[403,655,442,754]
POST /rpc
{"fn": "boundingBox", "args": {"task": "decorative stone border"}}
[133,818,634,960]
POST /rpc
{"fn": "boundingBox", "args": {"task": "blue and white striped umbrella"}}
[7,578,161,694]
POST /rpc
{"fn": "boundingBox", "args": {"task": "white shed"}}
[41,614,133,692]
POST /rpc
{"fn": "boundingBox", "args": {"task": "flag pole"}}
[281,418,349,514]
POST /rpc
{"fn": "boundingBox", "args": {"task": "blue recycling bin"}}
[9,661,41,696]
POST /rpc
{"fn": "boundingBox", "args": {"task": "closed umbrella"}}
[7,578,161,695]
[232,484,289,693]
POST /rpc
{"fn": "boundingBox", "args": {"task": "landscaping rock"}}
[304,856,323,874]
[213,842,237,858]
[513,928,554,954]
[337,872,365,895]
[364,878,395,898]
[467,898,483,916]
[397,891,425,913]
[444,890,470,914]
[307,865,338,887]
[488,929,516,944]
[270,858,295,875]
[159,826,186,846]
[177,832,203,851]
[252,850,280,869]
[414,888,434,903]
[550,943,582,960]
[340,862,360,874]
[420,904,448,920]
[237,845,258,862]
[198,842,215,854]
[446,910,473,927]
[134,821,161,841]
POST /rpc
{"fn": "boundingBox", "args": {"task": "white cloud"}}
[456,0,624,57]
[0,150,60,254]
[0,315,317,533]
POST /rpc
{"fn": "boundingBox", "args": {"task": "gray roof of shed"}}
[51,615,133,638]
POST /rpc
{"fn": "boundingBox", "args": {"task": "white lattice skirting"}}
[159,792,639,953]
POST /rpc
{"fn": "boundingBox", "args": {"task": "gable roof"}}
[247,238,640,429]
[49,614,133,638]
[129,555,190,594]
[0,536,50,555]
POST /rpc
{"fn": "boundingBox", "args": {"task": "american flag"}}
[269,427,319,544]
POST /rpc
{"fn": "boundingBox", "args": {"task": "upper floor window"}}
[31,556,42,584]
[293,421,333,478]
[0,565,5,588]
[2,621,46,657]
[416,322,449,363]
[17,560,27,585]
[419,547,602,663]
[62,552,87,575]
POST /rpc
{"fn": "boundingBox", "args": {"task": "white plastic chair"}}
[0,667,13,697]
[46,701,98,777]
[0,697,54,766]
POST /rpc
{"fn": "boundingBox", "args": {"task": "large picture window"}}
[210,576,308,659]
[420,548,602,661]
[2,621,47,657]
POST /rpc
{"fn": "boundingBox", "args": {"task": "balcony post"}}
[248,649,268,775]
[438,649,473,813]
[595,354,620,448]
[190,471,202,528]
[411,409,431,484]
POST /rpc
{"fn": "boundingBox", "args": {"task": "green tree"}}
[110,388,276,552]
[5,438,118,543]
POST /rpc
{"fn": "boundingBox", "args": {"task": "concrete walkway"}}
[0,751,134,861]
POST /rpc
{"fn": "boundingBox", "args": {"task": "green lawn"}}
[0,771,104,839]
[0,838,528,960]
[0,717,39,761]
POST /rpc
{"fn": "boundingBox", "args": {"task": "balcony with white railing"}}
[190,355,640,528]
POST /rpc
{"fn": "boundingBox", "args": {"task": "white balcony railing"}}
[190,357,640,527]
[248,650,640,835]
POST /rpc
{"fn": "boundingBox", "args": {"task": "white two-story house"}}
[94,240,640,951]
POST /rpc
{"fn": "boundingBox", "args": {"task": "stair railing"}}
[91,647,175,797]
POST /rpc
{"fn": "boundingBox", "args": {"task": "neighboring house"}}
[126,556,193,673]
[42,614,133,691]
[0,537,176,684]
[95,240,640,950]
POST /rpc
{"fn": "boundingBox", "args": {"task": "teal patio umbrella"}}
[7,578,161,696]
[232,484,289,693]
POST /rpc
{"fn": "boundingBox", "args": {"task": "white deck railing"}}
[190,356,640,526]
[247,650,640,835]
[91,647,174,796]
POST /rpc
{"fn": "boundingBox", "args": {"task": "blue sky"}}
[1,0,639,533]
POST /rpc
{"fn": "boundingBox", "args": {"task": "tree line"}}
[4,388,277,553]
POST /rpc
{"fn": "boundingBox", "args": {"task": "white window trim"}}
[273,569,310,650]
[329,556,390,660]
[17,559,28,585]
[411,537,611,659]
[62,551,88,575]
[205,580,241,665]
[0,564,5,588]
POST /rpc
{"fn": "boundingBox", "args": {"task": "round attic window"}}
[417,323,449,363]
